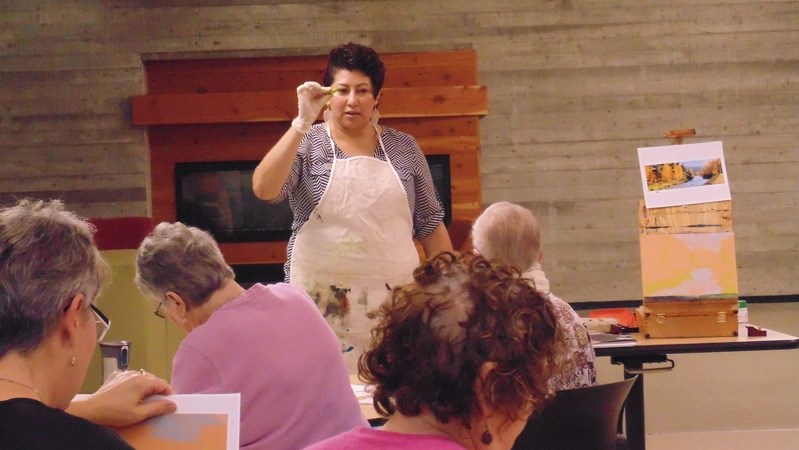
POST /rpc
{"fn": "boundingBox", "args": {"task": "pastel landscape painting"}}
[640,233,739,300]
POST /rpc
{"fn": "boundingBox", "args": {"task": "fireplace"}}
[175,155,452,245]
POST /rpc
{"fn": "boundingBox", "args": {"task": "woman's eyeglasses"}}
[89,303,111,343]
[62,300,111,342]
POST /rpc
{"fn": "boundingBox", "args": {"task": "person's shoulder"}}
[546,292,570,308]
[380,126,419,146]
[302,426,365,449]
[257,281,311,298]
[249,282,321,312]
[546,292,584,321]
[0,399,132,449]
[547,292,577,311]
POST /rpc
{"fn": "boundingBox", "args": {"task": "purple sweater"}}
[172,283,368,449]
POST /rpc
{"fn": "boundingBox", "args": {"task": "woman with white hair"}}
[135,222,367,449]
[471,201,596,389]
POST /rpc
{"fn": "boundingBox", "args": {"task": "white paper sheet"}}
[638,141,731,208]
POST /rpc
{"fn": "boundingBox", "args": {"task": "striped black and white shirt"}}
[275,124,445,281]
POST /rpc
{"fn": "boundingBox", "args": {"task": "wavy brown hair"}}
[358,252,558,427]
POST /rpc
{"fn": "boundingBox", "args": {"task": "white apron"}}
[289,124,420,371]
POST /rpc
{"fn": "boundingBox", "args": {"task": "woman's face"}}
[327,69,378,131]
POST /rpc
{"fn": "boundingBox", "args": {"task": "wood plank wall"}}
[1,0,797,302]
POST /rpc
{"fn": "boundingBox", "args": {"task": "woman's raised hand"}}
[292,81,334,134]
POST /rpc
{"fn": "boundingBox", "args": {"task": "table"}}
[592,324,799,450]
[350,374,382,421]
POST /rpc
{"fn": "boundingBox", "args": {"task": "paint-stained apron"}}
[289,124,420,371]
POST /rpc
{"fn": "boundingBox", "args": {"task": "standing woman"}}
[253,43,453,369]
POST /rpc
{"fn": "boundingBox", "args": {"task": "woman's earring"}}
[70,356,76,367]
[480,422,493,445]
[370,109,380,126]
[323,105,332,124]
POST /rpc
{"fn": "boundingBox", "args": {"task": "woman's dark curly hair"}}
[358,252,558,428]
[322,42,385,96]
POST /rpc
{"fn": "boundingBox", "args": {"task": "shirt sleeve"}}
[274,131,311,202]
[171,342,224,394]
[405,137,445,239]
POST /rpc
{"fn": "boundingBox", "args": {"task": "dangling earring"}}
[70,356,76,367]
[370,108,380,126]
[323,105,332,124]
[480,422,493,445]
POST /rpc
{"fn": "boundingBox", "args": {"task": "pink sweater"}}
[303,427,466,450]
[172,283,368,449]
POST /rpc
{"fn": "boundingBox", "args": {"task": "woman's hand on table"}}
[67,369,176,427]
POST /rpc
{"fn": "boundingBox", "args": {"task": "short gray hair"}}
[135,222,234,307]
[0,199,108,358]
[471,201,542,271]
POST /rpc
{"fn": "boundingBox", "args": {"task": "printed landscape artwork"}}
[639,232,739,300]
[638,141,731,208]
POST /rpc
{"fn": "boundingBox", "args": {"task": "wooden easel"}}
[636,129,739,338]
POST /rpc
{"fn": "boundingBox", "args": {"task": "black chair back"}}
[511,376,637,450]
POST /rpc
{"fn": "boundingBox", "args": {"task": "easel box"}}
[636,299,739,339]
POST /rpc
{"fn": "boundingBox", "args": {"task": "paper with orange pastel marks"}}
[115,414,227,450]
[109,393,240,450]
[640,233,739,299]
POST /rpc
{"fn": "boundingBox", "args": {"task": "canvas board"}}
[638,141,731,208]
[639,232,739,301]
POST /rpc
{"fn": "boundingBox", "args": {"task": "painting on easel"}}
[638,141,731,208]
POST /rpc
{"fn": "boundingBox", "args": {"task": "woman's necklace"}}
[0,377,40,397]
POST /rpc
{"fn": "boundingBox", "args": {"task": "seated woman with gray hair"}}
[0,199,174,450]
[135,222,367,449]
[305,252,558,450]
[471,201,596,390]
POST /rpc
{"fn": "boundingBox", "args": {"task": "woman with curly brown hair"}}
[304,252,559,450]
